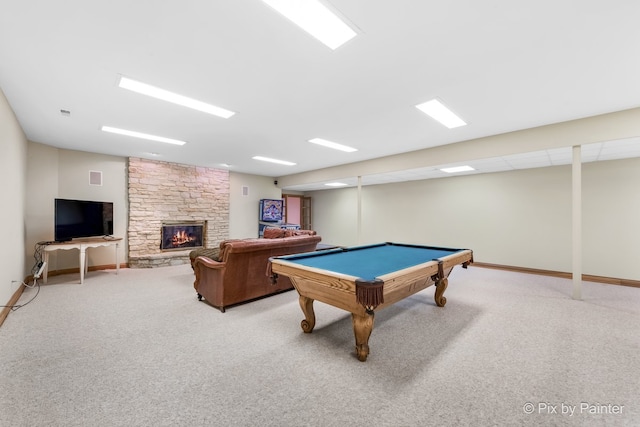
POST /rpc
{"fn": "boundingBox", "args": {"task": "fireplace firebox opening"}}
[161,222,205,251]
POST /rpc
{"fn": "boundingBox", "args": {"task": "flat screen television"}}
[54,198,114,242]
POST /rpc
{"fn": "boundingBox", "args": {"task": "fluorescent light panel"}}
[309,138,357,152]
[325,182,348,187]
[101,126,187,146]
[416,99,466,129]
[440,165,475,173]
[262,0,357,50]
[252,156,296,166]
[118,77,235,119]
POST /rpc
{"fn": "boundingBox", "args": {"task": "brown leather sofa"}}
[192,233,321,312]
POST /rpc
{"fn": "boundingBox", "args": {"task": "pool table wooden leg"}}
[299,295,316,333]
[352,311,374,362]
[434,277,448,307]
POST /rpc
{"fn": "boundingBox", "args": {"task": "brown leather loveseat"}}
[192,233,321,312]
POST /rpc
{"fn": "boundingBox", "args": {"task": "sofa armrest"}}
[194,256,225,269]
[193,256,226,293]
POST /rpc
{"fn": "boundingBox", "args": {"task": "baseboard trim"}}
[0,282,26,328]
[472,262,640,288]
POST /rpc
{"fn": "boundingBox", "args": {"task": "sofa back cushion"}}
[220,235,320,256]
[263,227,317,239]
[263,227,287,239]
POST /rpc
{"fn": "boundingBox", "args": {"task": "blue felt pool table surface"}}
[277,242,467,281]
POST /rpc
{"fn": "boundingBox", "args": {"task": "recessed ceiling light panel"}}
[416,99,467,129]
[325,182,348,187]
[309,138,357,152]
[101,126,187,146]
[440,165,475,173]
[118,76,235,118]
[252,156,296,166]
[262,0,357,50]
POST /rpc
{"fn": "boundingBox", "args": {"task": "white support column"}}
[572,145,582,300]
[357,176,362,245]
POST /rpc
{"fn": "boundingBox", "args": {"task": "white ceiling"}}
[1,1,640,182]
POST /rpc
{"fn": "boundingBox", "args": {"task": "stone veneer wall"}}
[127,157,229,268]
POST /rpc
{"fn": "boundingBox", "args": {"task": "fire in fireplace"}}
[161,222,205,251]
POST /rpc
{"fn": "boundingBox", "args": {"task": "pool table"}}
[269,242,473,361]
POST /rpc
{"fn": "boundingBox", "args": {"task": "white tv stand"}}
[42,237,122,284]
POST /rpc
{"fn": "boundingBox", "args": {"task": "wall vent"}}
[89,170,103,186]
[242,186,249,196]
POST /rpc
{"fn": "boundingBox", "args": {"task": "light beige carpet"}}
[1,264,638,426]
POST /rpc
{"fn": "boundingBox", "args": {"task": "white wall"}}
[25,143,128,271]
[0,87,27,307]
[583,158,640,279]
[308,158,640,281]
[309,187,359,245]
[229,172,281,238]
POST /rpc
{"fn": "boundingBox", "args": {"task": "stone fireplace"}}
[127,157,229,268]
